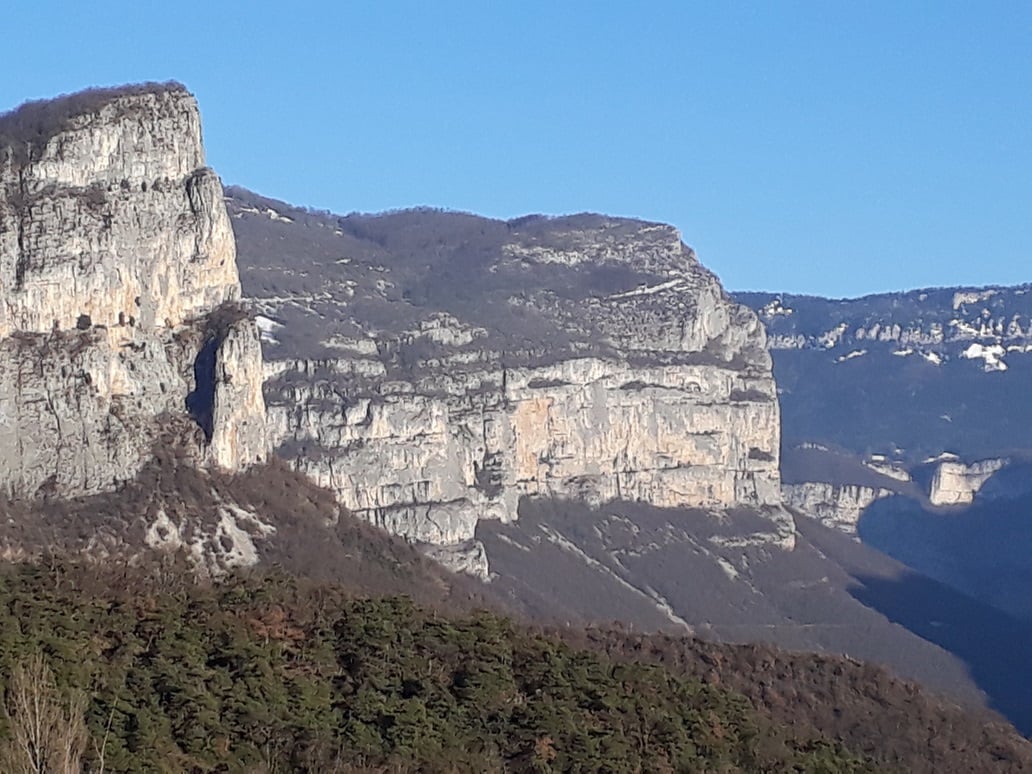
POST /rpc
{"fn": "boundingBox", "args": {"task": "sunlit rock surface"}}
[231,194,784,569]
[0,84,266,498]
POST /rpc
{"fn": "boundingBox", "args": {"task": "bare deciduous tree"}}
[0,654,88,774]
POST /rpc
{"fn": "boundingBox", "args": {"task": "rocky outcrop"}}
[268,356,779,548]
[0,84,267,498]
[783,482,894,536]
[232,196,783,567]
[928,457,1007,506]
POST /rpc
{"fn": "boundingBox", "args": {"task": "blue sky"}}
[3,1,1030,297]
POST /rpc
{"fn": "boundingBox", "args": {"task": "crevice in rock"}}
[186,336,219,443]
[14,168,28,290]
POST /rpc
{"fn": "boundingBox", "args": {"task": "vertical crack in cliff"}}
[14,168,29,291]
[186,336,219,443]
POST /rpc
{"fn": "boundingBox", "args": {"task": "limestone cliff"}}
[0,84,267,498]
[927,456,1007,506]
[230,194,784,568]
[782,482,894,536]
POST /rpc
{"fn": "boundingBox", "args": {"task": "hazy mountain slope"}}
[735,287,1032,463]
[728,287,1032,735]
[858,481,1032,620]
[478,498,989,711]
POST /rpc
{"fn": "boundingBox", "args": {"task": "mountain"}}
[222,187,1032,733]
[734,287,1032,712]
[1,82,1031,765]
[229,189,782,578]
[0,82,266,499]
[736,286,1032,463]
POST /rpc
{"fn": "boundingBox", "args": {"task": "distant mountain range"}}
[735,286,1032,664]
[735,285,1032,463]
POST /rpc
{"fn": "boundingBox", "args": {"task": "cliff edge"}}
[230,193,787,571]
[0,83,267,497]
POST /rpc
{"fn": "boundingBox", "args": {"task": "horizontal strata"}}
[229,191,784,564]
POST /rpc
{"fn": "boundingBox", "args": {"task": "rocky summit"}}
[231,192,784,573]
[0,83,267,498]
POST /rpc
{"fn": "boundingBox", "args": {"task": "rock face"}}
[0,84,267,498]
[927,457,1007,506]
[231,194,782,565]
[782,482,894,535]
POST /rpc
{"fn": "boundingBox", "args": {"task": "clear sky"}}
[3,1,1030,297]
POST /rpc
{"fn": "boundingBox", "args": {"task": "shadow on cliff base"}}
[848,571,1032,735]
[859,477,1032,620]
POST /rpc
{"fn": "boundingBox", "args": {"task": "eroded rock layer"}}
[0,84,267,497]
[231,193,782,557]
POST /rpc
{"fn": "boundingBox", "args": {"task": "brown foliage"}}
[556,627,1032,774]
[0,82,187,168]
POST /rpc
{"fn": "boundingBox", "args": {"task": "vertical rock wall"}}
[0,84,266,498]
[237,200,784,555]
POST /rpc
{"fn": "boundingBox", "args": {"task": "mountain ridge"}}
[1,83,1030,765]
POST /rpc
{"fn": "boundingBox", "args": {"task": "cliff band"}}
[231,199,788,569]
[0,84,267,497]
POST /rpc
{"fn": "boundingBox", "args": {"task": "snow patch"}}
[496,533,531,552]
[836,349,867,363]
[255,315,283,344]
[922,351,943,365]
[716,557,739,580]
[961,342,1008,372]
[608,278,686,300]
[265,208,294,223]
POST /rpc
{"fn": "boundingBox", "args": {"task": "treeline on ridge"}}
[0,81,186,167]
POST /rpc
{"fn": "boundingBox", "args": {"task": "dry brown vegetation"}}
[559,628,1032,773]
[0,455,1029,770]
[0,82,186,167]
[0,655,88,774]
